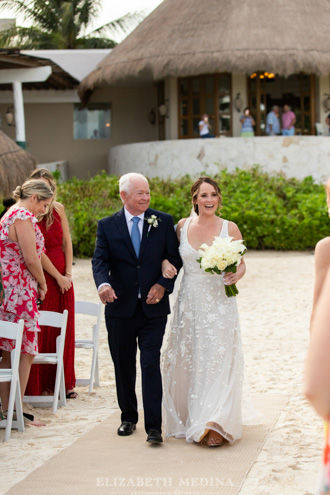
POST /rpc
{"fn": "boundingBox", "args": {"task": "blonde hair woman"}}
[25,168,76,399]
[0,179,53,425]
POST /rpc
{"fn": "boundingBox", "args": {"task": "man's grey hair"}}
[119,173,148,194]
[272,105,279,111]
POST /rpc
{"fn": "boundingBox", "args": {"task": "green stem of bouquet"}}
[225,283,239,297]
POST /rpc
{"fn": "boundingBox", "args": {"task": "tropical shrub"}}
[56,168,329,257]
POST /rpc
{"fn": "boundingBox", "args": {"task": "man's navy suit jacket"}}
[92,207,182,319]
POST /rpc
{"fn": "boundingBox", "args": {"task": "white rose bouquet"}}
[196,236,247,297]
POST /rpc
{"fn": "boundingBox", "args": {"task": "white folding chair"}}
[0,319,25,442]
[75,301,102,393]
[24,310,68,412]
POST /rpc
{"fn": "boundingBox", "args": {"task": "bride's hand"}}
[223,271,239,285]
[162,259,177,279]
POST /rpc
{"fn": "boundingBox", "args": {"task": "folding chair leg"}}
[89,350,99,393]
[94,353,100,388]
[52,365,64,412]
[5,380,18,442]
[56,368,66,411]
[15,380,24,432]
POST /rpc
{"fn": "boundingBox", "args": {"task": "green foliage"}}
[56,168,329,257]
[0,0,141,49]
[56,173,122,257]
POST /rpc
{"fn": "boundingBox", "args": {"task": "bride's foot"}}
[206,431,224,448]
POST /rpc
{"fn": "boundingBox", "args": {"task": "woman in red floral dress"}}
[26,169,76,398]
[0,179,53,424]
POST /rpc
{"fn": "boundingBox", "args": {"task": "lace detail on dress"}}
[163,216,262,444]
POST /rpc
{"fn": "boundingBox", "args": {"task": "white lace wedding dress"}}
[163,217,262,444]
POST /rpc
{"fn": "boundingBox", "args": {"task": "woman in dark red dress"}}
[26,169,76,398]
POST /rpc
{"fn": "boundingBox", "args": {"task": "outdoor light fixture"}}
[5,107,15,126]
[158,103,168,117]
[250,72,275,80]
[148,108,157,125]
[234,93,243,113]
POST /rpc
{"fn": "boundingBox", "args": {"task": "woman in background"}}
[25,168,76,399]
[0,179,53,424]
[240,107,255,137]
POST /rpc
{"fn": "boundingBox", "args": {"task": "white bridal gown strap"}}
[163,216,262,444]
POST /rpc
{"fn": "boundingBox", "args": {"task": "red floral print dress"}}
[0,207,45,355]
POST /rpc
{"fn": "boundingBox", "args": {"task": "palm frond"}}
[89,11,145,37]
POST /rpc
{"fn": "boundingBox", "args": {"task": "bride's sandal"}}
[206,432,224,448]
[199,429,210,444]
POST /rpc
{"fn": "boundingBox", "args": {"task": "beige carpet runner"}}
[7,394,287,495]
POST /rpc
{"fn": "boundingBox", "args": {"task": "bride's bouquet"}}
[197,236,247,297]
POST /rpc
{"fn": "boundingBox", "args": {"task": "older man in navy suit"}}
[92,173,182,444]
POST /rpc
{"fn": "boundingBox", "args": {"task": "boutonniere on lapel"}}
[145,215,161,237]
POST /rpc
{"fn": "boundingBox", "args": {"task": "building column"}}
[12,81,26,149]
[164,77,178,140]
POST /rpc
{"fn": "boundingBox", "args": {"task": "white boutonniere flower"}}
[145,214,161,236]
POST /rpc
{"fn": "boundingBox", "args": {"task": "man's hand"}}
[98,285,117,304]
[146,283,165,305]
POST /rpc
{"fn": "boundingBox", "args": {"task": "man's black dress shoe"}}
[146,429,163,444]
[117,421,136,436]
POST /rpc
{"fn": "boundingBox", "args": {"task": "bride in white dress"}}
[162,177,259,447]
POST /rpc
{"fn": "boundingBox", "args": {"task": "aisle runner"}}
[7,394,287,495]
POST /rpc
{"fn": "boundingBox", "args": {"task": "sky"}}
[0,0,164,41]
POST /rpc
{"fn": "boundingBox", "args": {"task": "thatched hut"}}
[79,0,330,140]
[0,130,37,199]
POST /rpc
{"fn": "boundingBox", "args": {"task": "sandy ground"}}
[0,252,324,495]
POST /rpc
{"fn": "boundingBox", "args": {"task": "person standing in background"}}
[0,179,53,425]
[199,114,215,138]
[266,106,281,135]
[240,107,255,137]
[281,105,296,136]
[25,168,76,400]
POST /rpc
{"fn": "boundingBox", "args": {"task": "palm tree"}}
[0,0,142,49]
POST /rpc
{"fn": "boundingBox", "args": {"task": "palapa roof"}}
[79,0,330,101]
[0,131,37,198]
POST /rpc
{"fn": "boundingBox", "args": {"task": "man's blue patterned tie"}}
[131,217,141,257]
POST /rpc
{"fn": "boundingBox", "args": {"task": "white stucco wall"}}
[109,136,330,183]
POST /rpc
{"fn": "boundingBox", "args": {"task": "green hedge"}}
[55,168,329,257]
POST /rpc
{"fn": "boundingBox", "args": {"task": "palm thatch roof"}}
[0,131,37,198]
[79,0,330,101]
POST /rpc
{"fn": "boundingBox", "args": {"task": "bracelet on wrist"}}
[65,271,72,276]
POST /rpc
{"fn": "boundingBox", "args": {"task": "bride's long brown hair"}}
[29,168,57,229]
[191,177,222,215]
